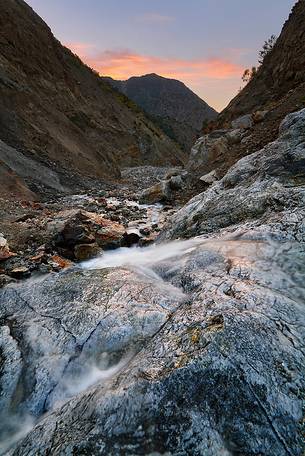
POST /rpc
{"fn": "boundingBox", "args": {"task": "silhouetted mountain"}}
[104,73,217,153]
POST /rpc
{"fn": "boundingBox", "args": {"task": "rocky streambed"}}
[1,110,305,455]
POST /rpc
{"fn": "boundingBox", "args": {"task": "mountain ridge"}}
[0,0,185,199]
[104,73,217,153]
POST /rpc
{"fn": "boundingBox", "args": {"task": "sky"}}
[27,0,296,112]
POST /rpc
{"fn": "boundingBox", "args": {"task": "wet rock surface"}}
[1,110,305,455]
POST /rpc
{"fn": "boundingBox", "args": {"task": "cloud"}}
[66,44,243,82]
[134,13,175,24]
[66,43,244,110]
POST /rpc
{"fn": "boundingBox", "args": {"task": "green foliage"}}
[241,35,277,86]
[258,35,277,64]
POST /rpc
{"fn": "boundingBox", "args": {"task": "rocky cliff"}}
[0,0,184,199]
[105,73,217,153]
[191,0,305,179]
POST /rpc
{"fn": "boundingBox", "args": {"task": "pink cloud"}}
[66,44,243,82]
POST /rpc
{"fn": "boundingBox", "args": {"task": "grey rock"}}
[164,108,305,241]
[187,131,229,177]
[199,169,217,184]
[169,175,183,190]
[231,114,253,130]
[139,180,171,204]
[2,110,305,455]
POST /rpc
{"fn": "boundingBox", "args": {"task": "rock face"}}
[219,0,305,124]
[1,109,304,456]
[165,108,305,240]
[200,1,305,179]
[0,1,184,200]
[105,73,217,153]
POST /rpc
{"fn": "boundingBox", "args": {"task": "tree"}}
[241,66,257,84]
[258,35,277,64]
[241,35,277,85]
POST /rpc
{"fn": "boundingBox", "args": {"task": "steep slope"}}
[104,73,217,152]
[219,0,305,123]
[0,0,184,199]
[188,0,305,179]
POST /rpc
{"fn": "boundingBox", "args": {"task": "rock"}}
[96,220,126,249]
[253,110,268,123]
[169,175,183,190]
[0,266,184,451]
[163,108,305,242]
[0,274,15,288]
[10,266,31,279]
[164,168,183,180]
[187,130,229,177]
[199,169,218,184]
[6,234,305,456]
[139,180,171,204]
[0,234,15,261]
[226,128,243,144]
[50,210,126,255]
[231,114,253,129]
[139,226,151,236]
[124,228,142,247]
[49,255,72,270]
[74,243,101,261]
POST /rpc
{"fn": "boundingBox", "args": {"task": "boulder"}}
[50,210,126,255]
[253,110,268,123]
[187,131,229,177]
[231,114,253,129]
[10,266,31,279]
[169,174,183,190]
[74,243,101,261]
[124,228,142,247]
[0,234,15,261]
[139,180,171,204]
[199,169,218,184]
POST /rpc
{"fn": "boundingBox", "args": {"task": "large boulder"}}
[6,233,305,456]
[165,108,305,241]
[49,209,126,257]
[139,180,171,204]
[0,266,184,453]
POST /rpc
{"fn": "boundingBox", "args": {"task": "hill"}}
[104,73,217,153]
[0,0,185,199]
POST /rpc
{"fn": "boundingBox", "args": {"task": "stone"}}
[139,226,151,236]
[74,243,101,261]
[96,220,126,249]
[226,128,243,144]
[10,266,31,279]
[253,110,268,123]
[49,255,72,270]
[187,131,229,177]
[169,175,183,190]
[0,234,15,261]
[0,274,15,288]
[124,228,142,247]
[199,169,218,184]
[139,180,171,204]
[231,114,253,129]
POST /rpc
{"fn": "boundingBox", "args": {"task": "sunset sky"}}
[27,0,295,111]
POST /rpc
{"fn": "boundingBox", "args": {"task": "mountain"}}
[0,0,185,199]
[187,0,305,180]
[104,73,217,153]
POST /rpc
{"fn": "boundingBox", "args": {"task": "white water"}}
[82,237,205,270]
